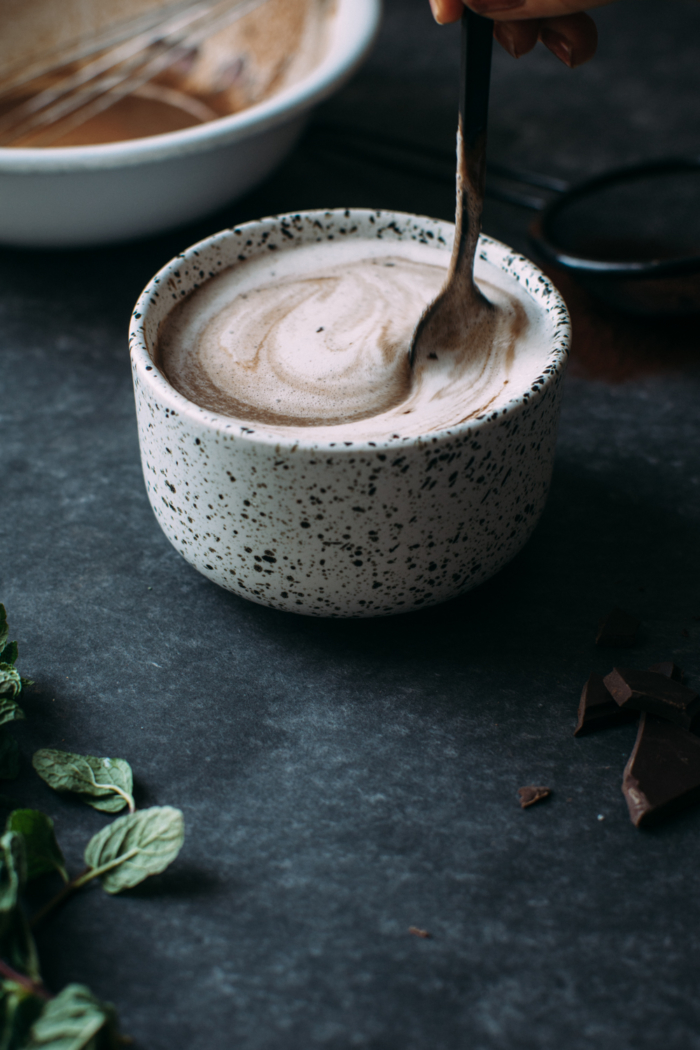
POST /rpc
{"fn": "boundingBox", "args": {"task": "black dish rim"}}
[530,156,700,280]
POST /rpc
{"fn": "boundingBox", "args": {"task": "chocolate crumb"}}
[596,607,640,647]
[574,673,637,735]
[623,713,700,826]
[518,786,551,808]
[604,668,700,729]
[409,927,431,938]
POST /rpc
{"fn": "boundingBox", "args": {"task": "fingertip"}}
[539,13,598,68]
[493,19,540,59]
[540,28,574,67]
[493,22,518,58]
[429,0,465,24]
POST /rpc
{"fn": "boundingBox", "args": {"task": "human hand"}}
[429,0,615,67]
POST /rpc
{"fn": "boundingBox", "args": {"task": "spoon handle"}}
[461,7,493,154]
[408,7,496,368]
[452,8,493,285]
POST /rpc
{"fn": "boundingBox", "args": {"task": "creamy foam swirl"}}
[160,256,444,426]
[157,240,544,441]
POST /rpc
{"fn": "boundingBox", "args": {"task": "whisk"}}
[0,0,271,147]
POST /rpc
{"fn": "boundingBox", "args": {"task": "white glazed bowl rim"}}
[129,207,571,453]
[0,0,381,173]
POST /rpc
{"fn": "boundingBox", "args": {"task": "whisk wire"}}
[0,0,212,99]
[0,0,270,147]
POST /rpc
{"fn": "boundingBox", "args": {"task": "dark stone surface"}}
[1,1,700,1047]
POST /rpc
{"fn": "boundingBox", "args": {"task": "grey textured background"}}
[2,1,700,1047]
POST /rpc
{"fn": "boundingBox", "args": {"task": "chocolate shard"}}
[623,713,700,826]
[648,661,684,682]
[604,668,700,729]
[596,607,640,647]
[574,673,638,736]
[518,786,550,808]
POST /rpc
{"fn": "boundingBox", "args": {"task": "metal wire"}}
[0,0,270,147]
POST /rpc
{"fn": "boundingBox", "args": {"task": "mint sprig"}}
[31,806,185,927]
[0,605,185,1047]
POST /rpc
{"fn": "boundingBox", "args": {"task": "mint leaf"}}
[0,979,44,1050]
[0,671,21,708]
[0,609,8,657]
[32,752,133,814]
[0,644,17,669]
[0,832,40,981]
[0,736,19,782]
[83,807,184,894]
[26,984,120,1050]
[0,697,24,730]
[5,812,67,885]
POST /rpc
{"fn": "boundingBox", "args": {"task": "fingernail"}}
[428,0,448,23]
[540,29,574,67]
[469,0,526,13]
[493,23,521,59]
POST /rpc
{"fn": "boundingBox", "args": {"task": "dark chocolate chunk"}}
[518,786,550,808]
[574,673,638,735]
[604,668,700,728]
[648,661,684,682]
[596,607,640,647]
[623,713,700,826]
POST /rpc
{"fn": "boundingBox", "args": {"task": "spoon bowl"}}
[410,9,496,372]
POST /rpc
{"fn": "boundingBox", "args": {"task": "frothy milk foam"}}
[157,238,550,442]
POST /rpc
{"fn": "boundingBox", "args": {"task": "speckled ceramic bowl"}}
[129,209,570,617]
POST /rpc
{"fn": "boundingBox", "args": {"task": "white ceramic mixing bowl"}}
[0,0,380,248]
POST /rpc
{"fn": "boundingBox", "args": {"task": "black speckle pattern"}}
[129,209,570,618]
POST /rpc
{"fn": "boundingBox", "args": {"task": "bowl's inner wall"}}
[140,209,568,444]
[2,0,334,148]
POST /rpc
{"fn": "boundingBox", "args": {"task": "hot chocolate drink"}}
[157,238,549,443]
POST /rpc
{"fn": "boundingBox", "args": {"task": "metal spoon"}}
[409,8,495,372]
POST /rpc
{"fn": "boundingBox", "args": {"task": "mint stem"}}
[103,784,135,814]
[86,770,134,813]
[30,848,140,928]
[72,849,139,890]
[0,958,50,999]
[30,867,90,929]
